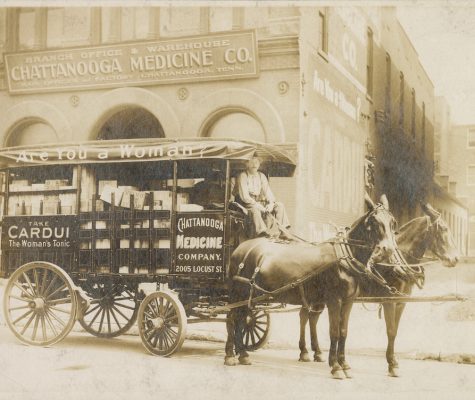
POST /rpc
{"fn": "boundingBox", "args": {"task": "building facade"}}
[448,124,475,255]
[0,5,465,245]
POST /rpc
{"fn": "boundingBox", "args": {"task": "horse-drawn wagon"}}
[0,138,295,355]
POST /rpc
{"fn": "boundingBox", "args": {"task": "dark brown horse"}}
[298,203,460,377]
[225,195,398,379]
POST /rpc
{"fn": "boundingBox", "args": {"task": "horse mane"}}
[397,216,430,257]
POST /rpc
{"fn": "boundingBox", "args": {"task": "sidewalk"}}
[1,262,474,364]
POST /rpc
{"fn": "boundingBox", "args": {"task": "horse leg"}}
[327,299,345,379]
[235,307,252,365]
[224,309,238,366]
[299,307,311,362]
[383,303,399,377]
[337,301,354,378]
[389,302,407,377]
[310,304,325,362]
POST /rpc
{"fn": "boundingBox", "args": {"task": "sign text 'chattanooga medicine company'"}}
[4,30,258,94]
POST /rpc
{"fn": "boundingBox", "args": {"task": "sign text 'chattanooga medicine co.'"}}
[4,30,258,94]
[174,213,225,276]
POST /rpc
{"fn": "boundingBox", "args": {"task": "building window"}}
[18,8,36,49]
[0,9,6,62]
[209,7,233,32]
[411,89,416,142]
[468,128,475,147]
[366,27,374,98]
[422,102,426,150]
[467,165,475,185]
[46,8,92,48]
[121,7,149,41]
[399,72,405,133]
[318,9,328,54]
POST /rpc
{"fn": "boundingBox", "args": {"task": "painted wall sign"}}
[4,30,258,94]
[2,216,78,250]
[174,212,225,276]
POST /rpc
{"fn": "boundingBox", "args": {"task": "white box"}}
[98,180,117,194]
[100,185,123,206]
[120,190,147,209]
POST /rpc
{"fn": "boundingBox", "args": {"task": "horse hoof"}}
[331,368,346,380]
[224,356,238,366]
[314,354,325,362]
[388,367,400,377]
[238,356,252,366]
[343,369,353,379]
[299,353,311,362]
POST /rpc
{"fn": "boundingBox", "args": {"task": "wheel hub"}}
[151,316,165,329]
[29,297,46,312]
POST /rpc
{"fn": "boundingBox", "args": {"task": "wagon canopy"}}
[0,138,296,176]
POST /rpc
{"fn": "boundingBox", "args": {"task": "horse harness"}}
[232,233,407,311]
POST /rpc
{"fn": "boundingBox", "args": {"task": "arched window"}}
[97,107,164,140]
[204,112,266,142]
[7,121,58,146]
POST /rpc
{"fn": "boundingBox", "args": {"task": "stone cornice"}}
[258,35,299,58]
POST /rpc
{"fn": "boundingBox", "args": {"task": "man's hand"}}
[256,203,266,213]
[264,202,275,213]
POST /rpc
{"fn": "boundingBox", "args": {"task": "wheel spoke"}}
[164,314,178,323]
[9,305,30,312]
[12,309,34,325]
[43,275,58,298]
[33,269,40,292]
[111,304,129,321]
[46,284,68,301]
[49,306,72,315]
[87,307,103,327]
[20,312,36,335]
[46,309,66,328]
[41,315,47,342]
[13,282,34,299]
[109,307,123,330]
[254,324,266,334]
[8,295,30,303]
[159,297,165,317]
[22,272,37,297]
[39,269,49,296]
[98,309,106,333]
[153,331,160,348]
[106,308,111,334]
[114,303,135,311]
[84,304,101,316]
[32,314,40,341]
[47,297,71,306]
[44,312,59,337]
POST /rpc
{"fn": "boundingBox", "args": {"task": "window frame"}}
[467,128,475,148]
[467,164,475,186]
[318,8,328,58]
[366,27,374,98]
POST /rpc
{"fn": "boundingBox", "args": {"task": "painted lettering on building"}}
[307,118,364,215]
[313,69,362,122]
[5,30,258,94]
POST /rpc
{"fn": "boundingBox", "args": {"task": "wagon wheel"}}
[78,281,138,338]
[3,262,77,346]
[138,291,187,356]
[243,310,271,351]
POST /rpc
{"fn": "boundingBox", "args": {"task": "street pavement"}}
[0,262,474,399]
[0,327,474,400]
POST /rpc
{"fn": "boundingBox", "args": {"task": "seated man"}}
[234,157,290,238]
